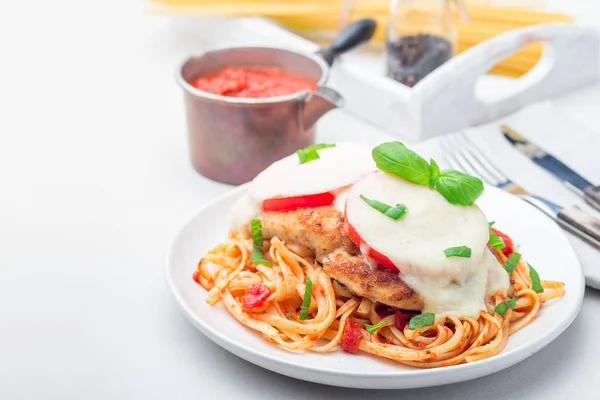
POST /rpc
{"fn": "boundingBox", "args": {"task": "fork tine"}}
[440,136,494,185]
[455,132,510,184]
[445,135,501,185]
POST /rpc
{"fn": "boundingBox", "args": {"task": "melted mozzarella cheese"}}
[229,143,375,234]
[229,193,261,235]
[345,172,509,318]
[247,143,375,200]
[333,189,349,214]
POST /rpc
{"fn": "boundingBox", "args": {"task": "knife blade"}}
[500,124,600,212]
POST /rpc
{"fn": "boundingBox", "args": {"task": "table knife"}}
[500,124,600,212]
[501,184,600,251]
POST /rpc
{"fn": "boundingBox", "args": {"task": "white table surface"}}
[1,1,600,399]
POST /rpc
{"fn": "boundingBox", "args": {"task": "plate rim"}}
[165,184,585,388]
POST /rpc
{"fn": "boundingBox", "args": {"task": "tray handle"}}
[416,23,600,139]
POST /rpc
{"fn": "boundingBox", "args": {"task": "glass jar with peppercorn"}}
[386,0,458,87]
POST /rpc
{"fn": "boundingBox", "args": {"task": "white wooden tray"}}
[170,16,599,141]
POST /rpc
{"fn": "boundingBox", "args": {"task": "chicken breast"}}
[262,206,358,259]
[261,206,422,310]
[322,250,423,310]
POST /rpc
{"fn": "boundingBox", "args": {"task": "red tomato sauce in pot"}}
[190,67,317,98]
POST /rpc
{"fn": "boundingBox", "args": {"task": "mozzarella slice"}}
[229,143,375,233]
[345,172,509,318]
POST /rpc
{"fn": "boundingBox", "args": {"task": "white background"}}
[1,1,600,399]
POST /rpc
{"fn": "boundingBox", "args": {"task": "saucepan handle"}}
[316,18,377,66]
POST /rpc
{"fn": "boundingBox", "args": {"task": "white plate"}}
[166,184,584,389]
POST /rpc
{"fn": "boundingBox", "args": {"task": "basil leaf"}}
[435,169,484,206]
[251,219,263,247]
[528,263,544,293]
[372,142,431,185]
[296,149,320,164]
[503,252,521,273]
[370,142,484,206]
[488,221,506,250]
[494,296,518,317]
[297,277,313,321]
[251,247,272,266]
[364,320,389,334]
[408,313,435,330]
[250,219,272,266]
[360,195,408,221]
[312,143,336,151]
[296,143,336,164]
[429,158,440,190]
[443,246,472,258]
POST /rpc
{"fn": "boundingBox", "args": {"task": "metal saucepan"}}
[176,19,376,185]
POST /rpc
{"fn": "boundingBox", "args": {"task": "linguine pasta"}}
[195,235,564,368]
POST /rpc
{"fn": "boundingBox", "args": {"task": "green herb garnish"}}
[250,219,272,266]
[494,297,518,317]
[364,320,389,334]
[296,143,336,164]
[435,170,485,206]
[372,142,484,206]
[372,142,431,185]
[360,195,408,221]
[444,246,472,258]
[408,313,435,330]
[488,221,505,250]
[429,158,440,189]
[297,277,313,321]
[503,252,521,273]
[528,263,544,294]
[285,312,292,318]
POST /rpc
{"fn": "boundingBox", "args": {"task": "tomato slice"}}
[262,192,335,212]
[344,217,400,272]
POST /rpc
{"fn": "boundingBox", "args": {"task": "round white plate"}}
[166,184,584,389]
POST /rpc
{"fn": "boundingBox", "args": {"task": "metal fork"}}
[441,132,600,251]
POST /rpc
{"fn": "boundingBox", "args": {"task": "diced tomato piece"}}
[414,341,427,350]
[344,217,399,272]
[394,309,406,331]
[491,227,515,257]
[192,270,200,284]
[242,284,271,310]
[262,192,335,212]
[341,319,363,354]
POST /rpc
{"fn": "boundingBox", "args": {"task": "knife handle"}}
[584,186,600,212]
[557,206,600,250]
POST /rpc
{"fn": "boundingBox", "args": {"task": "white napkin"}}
[425,102,600,289]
